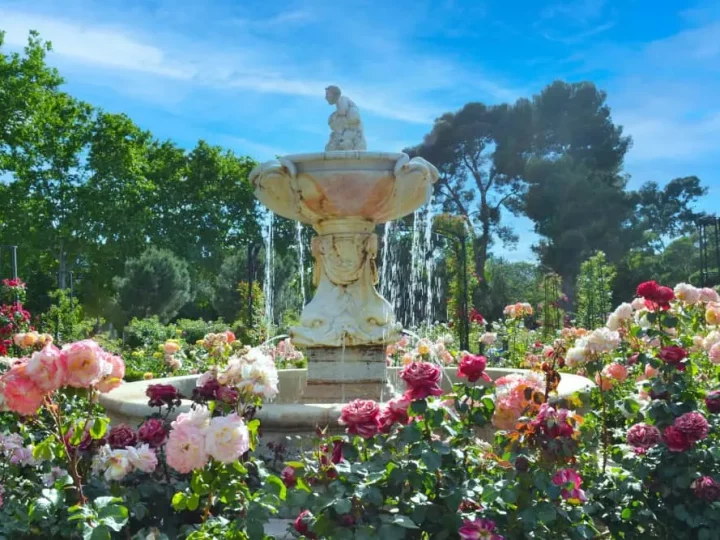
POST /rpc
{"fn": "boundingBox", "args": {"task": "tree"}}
[633,176,707,249]
[407,101,530,288]
[114,248,191,323]
[212,251,250,321]
[521,82,636,294]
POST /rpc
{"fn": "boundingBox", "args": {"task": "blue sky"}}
[1,0,718,261]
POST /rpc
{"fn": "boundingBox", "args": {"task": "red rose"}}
[626,423,661,449]
[400,361,444,400]
[662,425,692,452]
[469,308,485,324]
[146,384,180,408]
[192,379,220,402]
[281,466,296,488]
[705,390,720,414]
[637,281,674,310]
[331,440,344,464]
[378,395,411,433]
[674,412,709,443]
[137,418,168,448]
[225,331,236,343]
[294,510,316,538]
[339,399,380,439]
[107,424,137,449]
[457,354,491,383]
[658,346,687,370]
[692,476,720,501]
[636,281,660,299]
[217,385,239,404]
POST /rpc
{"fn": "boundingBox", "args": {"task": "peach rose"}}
[1,365,46,416]
[96,353,125,393]
[25,344,65,392]
[61,340,107,388]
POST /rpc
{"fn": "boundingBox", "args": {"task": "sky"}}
[1,0,718,262]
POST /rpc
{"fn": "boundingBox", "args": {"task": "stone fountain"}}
[250,85,439,402]
[100,87,593,446]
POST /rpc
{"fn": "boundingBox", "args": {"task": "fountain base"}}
[303,345,390,403]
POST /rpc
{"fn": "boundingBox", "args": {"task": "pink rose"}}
[25,344,65,392]
[61,340,107,388]
[1,365,46,416]
[626,423,661,449]
[674,412,709,443]
[604,363,628,383]
[378,395,411,433]
[165,424,208,474]
[96,353,125,393]
[281,466,296,488]
[700,288,720,303]
[710,343,720,365]
[662,425,692,452]
[457,354,491,383]
[294,510,316,539]
[339,399,380,438]
[552,468,587,503]
[595,372,614,391]
[127,444,158,473]
[400,361,443,400]
[204,413,250,463]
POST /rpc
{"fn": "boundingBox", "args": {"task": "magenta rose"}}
[458,518,503,540]
[674,412,709,443]
[107,424,137,449]
[401,361,444,400]
[658,346,688,370]
[331,440,343,464]
[626,423,661,450]
[705,390,720,414]
[457,354,491,383]
[137,418,168,448]
[192,378,220,402]
[662,425,692,452]
[339,399,380,438]
[146,384,180,408]
[281,466,296,488]
[692,476,720,501]
[217,385,239,404]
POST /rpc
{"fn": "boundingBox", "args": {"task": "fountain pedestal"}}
[302,345,389,403]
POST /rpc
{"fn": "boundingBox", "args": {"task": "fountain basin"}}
[251,152,438,226]
[100,368,594,452]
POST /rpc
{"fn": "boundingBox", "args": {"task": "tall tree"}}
[521,81,635,294]
[407,102,530,287]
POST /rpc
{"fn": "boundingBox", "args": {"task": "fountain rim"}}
[280,150,406,164]
[99,367,595,431]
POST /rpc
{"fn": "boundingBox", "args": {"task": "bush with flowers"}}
[283,280,720,539]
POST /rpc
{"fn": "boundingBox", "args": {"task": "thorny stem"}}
[46,396,87,504]
[597,375,609,474]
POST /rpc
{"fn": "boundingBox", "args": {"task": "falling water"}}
[296,222,306,307]
[380,221,393,299]
[408,209,423,327]
[422,195,435,330]
[263,212,275,337]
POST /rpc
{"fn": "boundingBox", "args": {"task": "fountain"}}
[100,86,594,448]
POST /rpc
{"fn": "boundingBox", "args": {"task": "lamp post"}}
[698,216,720,287]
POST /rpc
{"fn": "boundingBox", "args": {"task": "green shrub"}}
[123,316,177,349]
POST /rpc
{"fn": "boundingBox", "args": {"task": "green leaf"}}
[247,418,260,435]
[410,400,428,415]
[171,492,187,511]
[98,504,129,532]
[90,417,109,440]
[186,493,200,512]
[89,525,111,540]
[621,508,632,520]
[421,449,441,472]
[285,461,305,469]
[536,502,557,524]
[390,515,418,529]
[333,498,352,514]
[33,437,55,461]
[93,497,121,509]
[265,474,287,501]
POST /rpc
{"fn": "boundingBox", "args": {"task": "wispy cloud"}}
[540,21,615,44]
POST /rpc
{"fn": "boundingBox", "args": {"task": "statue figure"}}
[325,85,367,151]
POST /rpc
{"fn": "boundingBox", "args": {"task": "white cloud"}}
[0,10,193,78]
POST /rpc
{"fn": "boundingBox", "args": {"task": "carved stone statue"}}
[325,85,367,151]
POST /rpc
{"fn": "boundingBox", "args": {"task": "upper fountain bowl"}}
[250,151,439,228]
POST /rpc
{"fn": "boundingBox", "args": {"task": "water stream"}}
[262,211,275,337]
[296,222,306,307]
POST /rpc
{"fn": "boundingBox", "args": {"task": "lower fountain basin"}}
[100,368,594,452]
